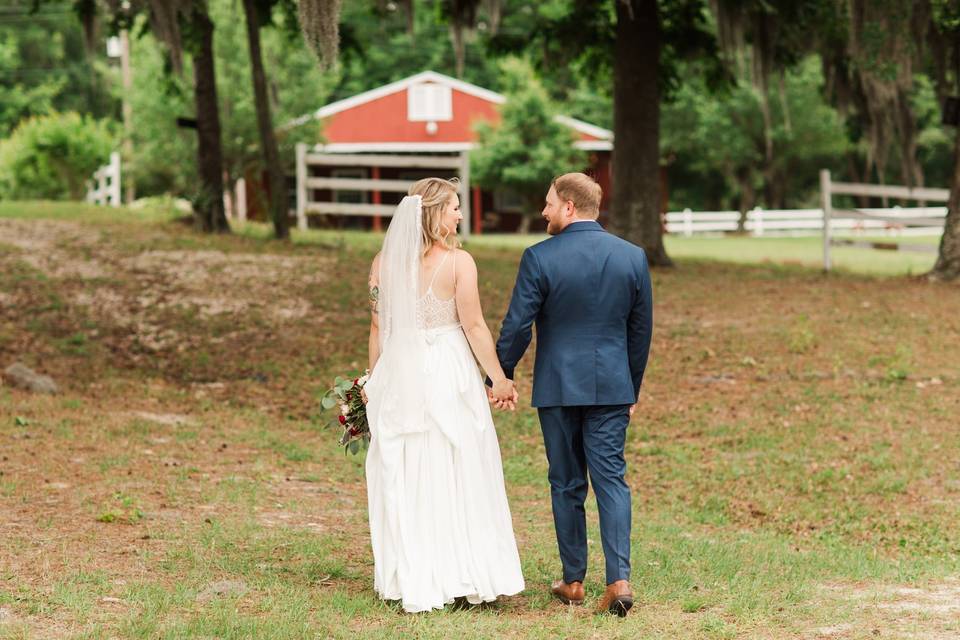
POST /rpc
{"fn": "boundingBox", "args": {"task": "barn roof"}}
[282,70,613,152]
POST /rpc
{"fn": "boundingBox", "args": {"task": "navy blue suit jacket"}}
[495,220,653,408]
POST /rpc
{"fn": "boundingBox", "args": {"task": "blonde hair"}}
[409,177,461,253]
[552,172,602,219]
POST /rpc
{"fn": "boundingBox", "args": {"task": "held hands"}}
[487,377,518,412]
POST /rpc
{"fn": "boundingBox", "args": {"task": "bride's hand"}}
[490,378,516,411]
[361,388,368,404]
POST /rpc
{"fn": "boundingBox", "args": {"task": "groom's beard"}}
[546,218,562,235]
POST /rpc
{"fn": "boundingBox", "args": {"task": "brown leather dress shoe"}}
[550,579,585,605]
[596,580,633,617]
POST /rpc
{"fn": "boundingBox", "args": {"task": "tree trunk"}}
[610,0,671,265]
[243,0,289,240]
[931,123,960,280]
[192,8,229,233]
[517,212,532,234]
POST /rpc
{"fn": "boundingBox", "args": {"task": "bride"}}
[362,177,525,613]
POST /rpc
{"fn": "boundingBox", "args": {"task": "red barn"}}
[282,70,613,234]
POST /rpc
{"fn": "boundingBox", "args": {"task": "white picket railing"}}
[85,152,122,207]
[665,205,946,238]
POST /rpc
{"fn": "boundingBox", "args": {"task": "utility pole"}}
[120,28,134,204]
[108,5,135,205]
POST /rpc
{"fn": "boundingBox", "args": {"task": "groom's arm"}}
[495,247,545,382]
[627,250,654,399]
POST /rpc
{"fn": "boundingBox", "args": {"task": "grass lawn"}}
[0,201,958,639]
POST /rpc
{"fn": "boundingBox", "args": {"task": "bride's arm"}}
[368,253,381,372]
[454,250,515,403]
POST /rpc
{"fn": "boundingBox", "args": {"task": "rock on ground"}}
[2,363,59,394]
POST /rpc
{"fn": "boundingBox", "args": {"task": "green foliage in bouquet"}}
[321,373,369,455]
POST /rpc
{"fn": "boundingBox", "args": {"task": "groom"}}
[493,173,653,617]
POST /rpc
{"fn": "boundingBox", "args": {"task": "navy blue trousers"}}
[538,405,632,585]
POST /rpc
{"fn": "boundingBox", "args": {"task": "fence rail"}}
[820,169,948,270]
[85,152,121,207]
[664,206,946,237]
[294,144,472,236]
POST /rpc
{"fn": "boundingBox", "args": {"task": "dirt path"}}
[1,215,958,639]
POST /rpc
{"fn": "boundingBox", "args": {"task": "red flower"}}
[338,415,346,425]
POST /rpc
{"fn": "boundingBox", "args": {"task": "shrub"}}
[0,112,116,200]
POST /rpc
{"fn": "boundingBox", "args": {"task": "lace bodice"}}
[416,249,459,329]
[417,288,459,329]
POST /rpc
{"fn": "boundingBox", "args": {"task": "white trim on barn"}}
[555,115,614,141]
[312,139,612,153]
[313,142,476,153]
[574,140,613,151]
[281,71,508,130]
[280,70,615,145]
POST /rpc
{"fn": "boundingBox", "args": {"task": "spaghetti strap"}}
[426,249,451,292]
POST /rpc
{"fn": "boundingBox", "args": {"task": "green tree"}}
[0,2,114,137]
[77,1,330,211]
[662,57,849,214]
[0,111,115,199]
[331,0,502,100]
[242,0,290,239]
[214,0,330,192]
[929,0,960,280]
[64,0,231,231]
[484,0,723,266]
[470,58,585,233]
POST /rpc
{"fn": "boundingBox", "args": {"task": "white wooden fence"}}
[85,152,121,207]
[820,169,948,270]
[294,144,472,236]
[665,206,946,238]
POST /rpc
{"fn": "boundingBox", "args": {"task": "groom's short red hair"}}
[551,173,602,219]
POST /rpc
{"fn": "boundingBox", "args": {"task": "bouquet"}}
[321,372,370,454]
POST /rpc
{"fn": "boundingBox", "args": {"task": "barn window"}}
[408,83,453,122]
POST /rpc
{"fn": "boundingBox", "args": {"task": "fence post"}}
[296,143,307,231]
[820,169,832,271]
[683,208,693,237]
[236,177,247,223]
[109,152,121,207]
[459,151,471,239]
[753,207,764,236]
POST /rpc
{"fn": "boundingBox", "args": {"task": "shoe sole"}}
[553,593,584,606]
[609,596,633,617]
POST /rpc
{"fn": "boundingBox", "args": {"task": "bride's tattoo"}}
[369,285,379,313]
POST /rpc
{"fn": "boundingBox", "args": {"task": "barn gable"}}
[283,71,612,152]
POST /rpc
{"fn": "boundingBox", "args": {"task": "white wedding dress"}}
[363,220,524,613]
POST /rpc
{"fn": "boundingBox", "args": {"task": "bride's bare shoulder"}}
[453,247,477,279]
[453,246,474,259]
